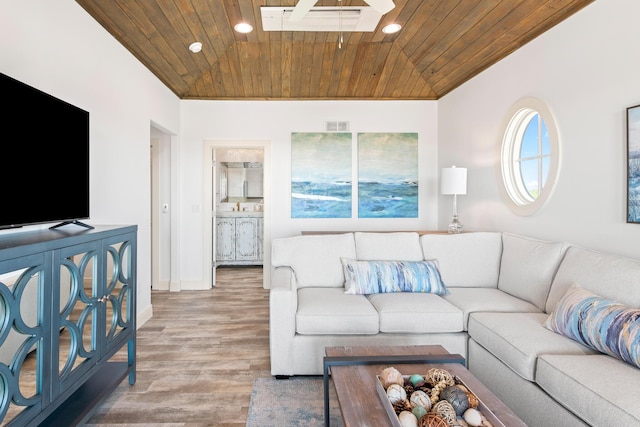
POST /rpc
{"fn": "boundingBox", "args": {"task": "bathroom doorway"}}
[203,140,271,290]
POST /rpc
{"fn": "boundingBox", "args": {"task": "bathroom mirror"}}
[220,162,263,201]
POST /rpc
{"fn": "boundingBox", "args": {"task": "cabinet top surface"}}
[216,211,263,218]
[0,225,137,256]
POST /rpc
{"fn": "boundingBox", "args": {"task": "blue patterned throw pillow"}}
[342,258,449,295]
[543,284,640,368]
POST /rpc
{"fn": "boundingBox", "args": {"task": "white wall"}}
[0,1,181,324]
[7,0,638,315]
[180,100,438,285]
[438,0,640,259]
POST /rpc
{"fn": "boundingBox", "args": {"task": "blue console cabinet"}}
[0,225,137,426]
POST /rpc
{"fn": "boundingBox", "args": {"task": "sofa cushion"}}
[443,288,541,330]
[546,246,640,314]
[271,233,356,288]
[468,312,597,381]
[420,232,502,288]
[296,288,379,335]
[537,354,640,426]
[342,259,448,295]
[497,233,568,311]
[543,284,640,368]
[354,232,424,261]
[367,293,463,333]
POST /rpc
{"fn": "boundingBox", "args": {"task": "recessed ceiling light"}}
[382,23,402,34]
[189,42,202,53]
[234,22,254,33]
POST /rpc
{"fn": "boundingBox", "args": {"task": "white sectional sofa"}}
[269,231,640,427]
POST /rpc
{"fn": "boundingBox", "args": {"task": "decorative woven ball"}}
[431,400,457,426]
[387,383,407,404]
[380,367,405,388]
[409,390,432,410]
[425,368,454,387]
[439,385,469,416]
[417,413,448,427]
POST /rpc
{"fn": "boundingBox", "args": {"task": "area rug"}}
[247,376,345,427]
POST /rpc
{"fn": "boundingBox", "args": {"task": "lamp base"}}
[448,215,463,234]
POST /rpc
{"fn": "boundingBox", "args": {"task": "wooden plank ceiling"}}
[75,0,593,100]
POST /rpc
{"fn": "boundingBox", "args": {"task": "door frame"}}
[203,139,271,289]
[150,123,180,293]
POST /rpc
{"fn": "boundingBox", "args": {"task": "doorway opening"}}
[151,123,179,292]
[203,140,271,290]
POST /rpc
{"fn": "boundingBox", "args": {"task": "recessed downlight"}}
[382,23,402,34]
[234,22,254,33]
[189,42,202,53]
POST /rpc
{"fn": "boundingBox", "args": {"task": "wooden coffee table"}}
[323,345,526,427]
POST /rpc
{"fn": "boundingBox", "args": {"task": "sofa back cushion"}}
[420,232,502,288]
[546,246,640,313]
[354,232,423,261]
[271,233,356,288]
[497,233,568,311]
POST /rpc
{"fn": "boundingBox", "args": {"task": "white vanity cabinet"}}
[216,213,263,266]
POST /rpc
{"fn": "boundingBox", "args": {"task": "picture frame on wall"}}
[357,133,419,218]
[290,132,353,218]
[627,104,640,223]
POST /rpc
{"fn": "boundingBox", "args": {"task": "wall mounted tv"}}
[0,73,91,230]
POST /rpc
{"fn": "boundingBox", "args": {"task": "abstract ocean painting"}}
[628,105,640,223]
[291,132,352,218]
[358,133,418,218]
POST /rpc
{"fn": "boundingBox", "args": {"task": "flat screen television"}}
[0,73,91,230]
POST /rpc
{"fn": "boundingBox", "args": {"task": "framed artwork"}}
[628,104,640,223]
[291,132,352,218]
[358,133,418,218]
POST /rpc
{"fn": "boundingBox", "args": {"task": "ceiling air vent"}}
[326,121,350,132]
[260,6,383,32]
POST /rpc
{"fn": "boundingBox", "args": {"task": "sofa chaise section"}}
[468,242,640,426]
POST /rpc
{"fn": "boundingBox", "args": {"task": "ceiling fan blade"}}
[288,0,319,22]
[364,0,395,15]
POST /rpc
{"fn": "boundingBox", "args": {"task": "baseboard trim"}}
[137,304,153,328]
[179,280,211,290]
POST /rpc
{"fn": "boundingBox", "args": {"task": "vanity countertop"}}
[216,210,263,218]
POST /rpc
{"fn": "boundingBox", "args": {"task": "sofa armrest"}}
[269,266,298,376]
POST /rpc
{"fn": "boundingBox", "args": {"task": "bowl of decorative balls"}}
[376,366,499,427]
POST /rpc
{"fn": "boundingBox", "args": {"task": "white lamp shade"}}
[441,166,467,195]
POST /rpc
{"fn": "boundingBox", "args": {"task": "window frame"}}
[499,97,561,216]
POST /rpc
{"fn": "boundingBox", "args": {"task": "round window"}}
[500,98,560,216]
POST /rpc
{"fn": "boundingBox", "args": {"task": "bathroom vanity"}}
[215,210,263,266]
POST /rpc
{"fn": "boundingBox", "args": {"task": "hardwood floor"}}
[86,266,270,426]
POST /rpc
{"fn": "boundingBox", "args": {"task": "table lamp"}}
[441,166,467,233]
